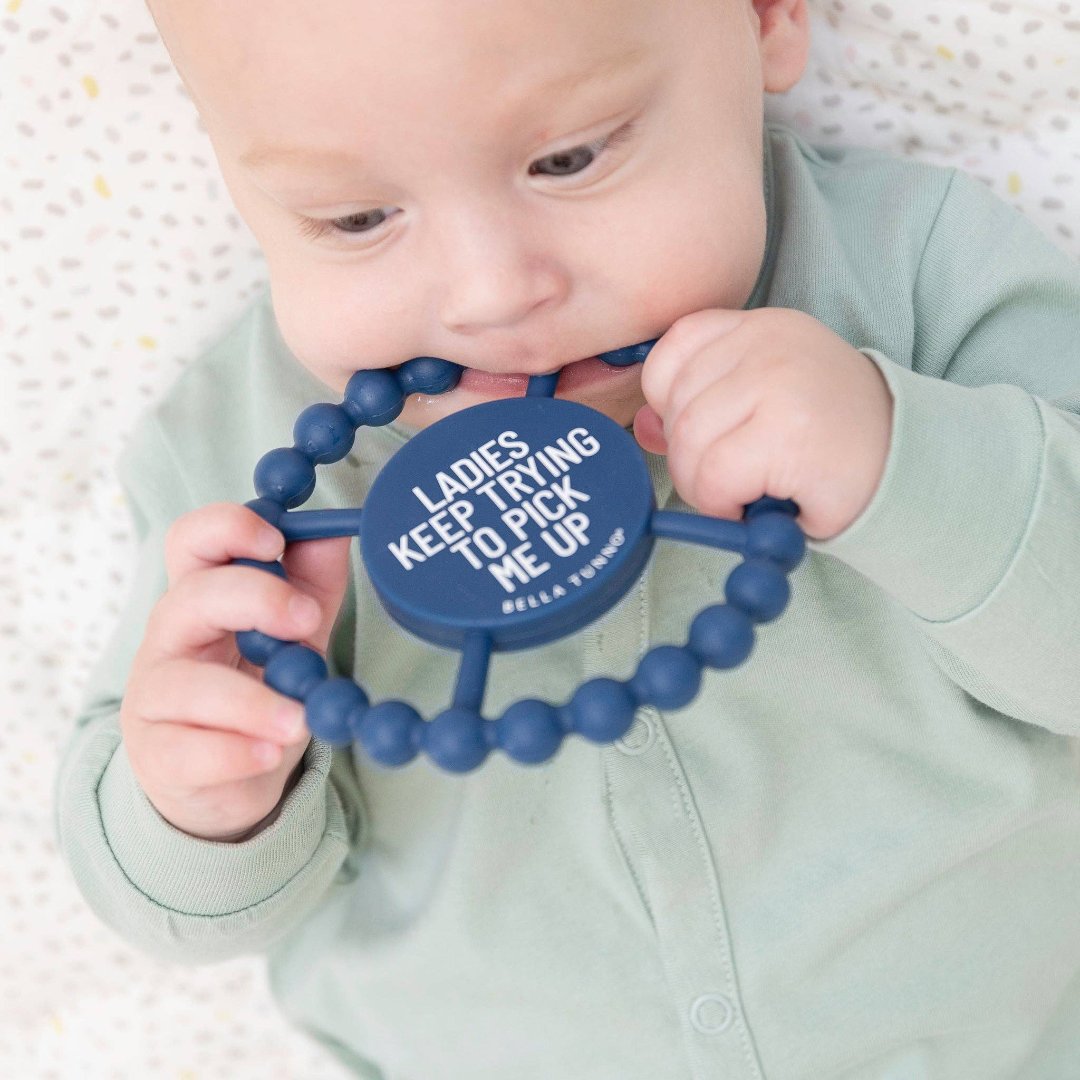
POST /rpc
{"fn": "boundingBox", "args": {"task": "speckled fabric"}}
[2,0,1077,1076]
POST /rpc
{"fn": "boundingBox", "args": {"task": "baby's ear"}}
[753,0,811,94]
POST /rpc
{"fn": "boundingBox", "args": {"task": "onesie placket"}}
[589,452,768,1080]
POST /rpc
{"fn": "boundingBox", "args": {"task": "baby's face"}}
[150,0,806,431]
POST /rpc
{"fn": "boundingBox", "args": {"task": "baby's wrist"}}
[153,757,308,843]
[190,801,288,844]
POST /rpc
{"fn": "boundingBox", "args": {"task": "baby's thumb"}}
[633,403,668,455]
[280,536,353,652]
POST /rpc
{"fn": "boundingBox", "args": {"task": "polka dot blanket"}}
[2,1,1076,1077]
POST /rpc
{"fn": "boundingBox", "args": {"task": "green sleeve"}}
[53,415,363,963]
[814,169,1080,738]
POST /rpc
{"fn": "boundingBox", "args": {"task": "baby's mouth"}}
[454,354,634,397]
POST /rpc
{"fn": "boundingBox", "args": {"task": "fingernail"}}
[274,704,307,740]
[258,525,283,556]
[290,594,320,624]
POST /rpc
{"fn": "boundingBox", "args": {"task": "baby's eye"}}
[528,122,636,180]
[331,208,390,233]
[528,141,603,178]
[299,207,396,242]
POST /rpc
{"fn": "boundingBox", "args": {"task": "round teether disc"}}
[361,396,655,650]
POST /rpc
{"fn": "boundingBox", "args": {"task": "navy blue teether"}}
[234,345,805,773]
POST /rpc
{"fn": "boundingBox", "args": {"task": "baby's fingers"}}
[145,564,321,660]
[687,419,775,521]
[280,536,352,653]
[640,309,745,418]
[132,717,291,792]
[165,503,284,585]
[128,659,307,745]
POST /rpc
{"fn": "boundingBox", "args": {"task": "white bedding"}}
[2,0,1076,1075]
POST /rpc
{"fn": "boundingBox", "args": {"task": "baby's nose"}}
[435,210,569,336]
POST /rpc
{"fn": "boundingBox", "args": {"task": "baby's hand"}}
[634,308,893,540]
[120,504,351,841]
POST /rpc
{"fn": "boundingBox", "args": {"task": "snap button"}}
[689,993,734,1035]
[616,707,657,755]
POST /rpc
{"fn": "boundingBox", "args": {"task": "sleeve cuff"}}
[99,738,340,917]
[810,349,1045,624]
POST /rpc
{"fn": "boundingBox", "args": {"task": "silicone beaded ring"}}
[235,344,805,773]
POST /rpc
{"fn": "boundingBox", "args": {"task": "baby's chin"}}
[393,360,646,434]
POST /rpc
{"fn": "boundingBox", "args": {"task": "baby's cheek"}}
[642,173,766,320]
[616,235,756,341]
[268,284,339,386]
[268,270,393,390]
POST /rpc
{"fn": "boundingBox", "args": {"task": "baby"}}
[56,0,1080,1078]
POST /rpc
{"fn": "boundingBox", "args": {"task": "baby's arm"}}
[814,169,1080,737]
[630,165,1080,738]
[55,417,362,963]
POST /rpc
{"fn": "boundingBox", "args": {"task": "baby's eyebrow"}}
[240,144,367,172]
[239,46,648,173]
[525,46,648,105]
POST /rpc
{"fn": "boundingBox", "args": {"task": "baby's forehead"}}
[150,0,686,146]
[151,0,680,76]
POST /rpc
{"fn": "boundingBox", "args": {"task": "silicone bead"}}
[495,699,564,764]
[424,707,491,773]
[293,403,357,464]
[396,356,463,396]
[264,643,329,701]
[630,645,702,710]
[725,558,791,623]
[597,340,657,367]
[568,678,638,743]
[744,496,799,519]
[232,557,290,665]
[356,701,423,767]
[305,677,369,747]
[236,629,289,666]
[343,369,406,427]
[254,447,317,508]
[687,604,755,669]
[745,512,805,572]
